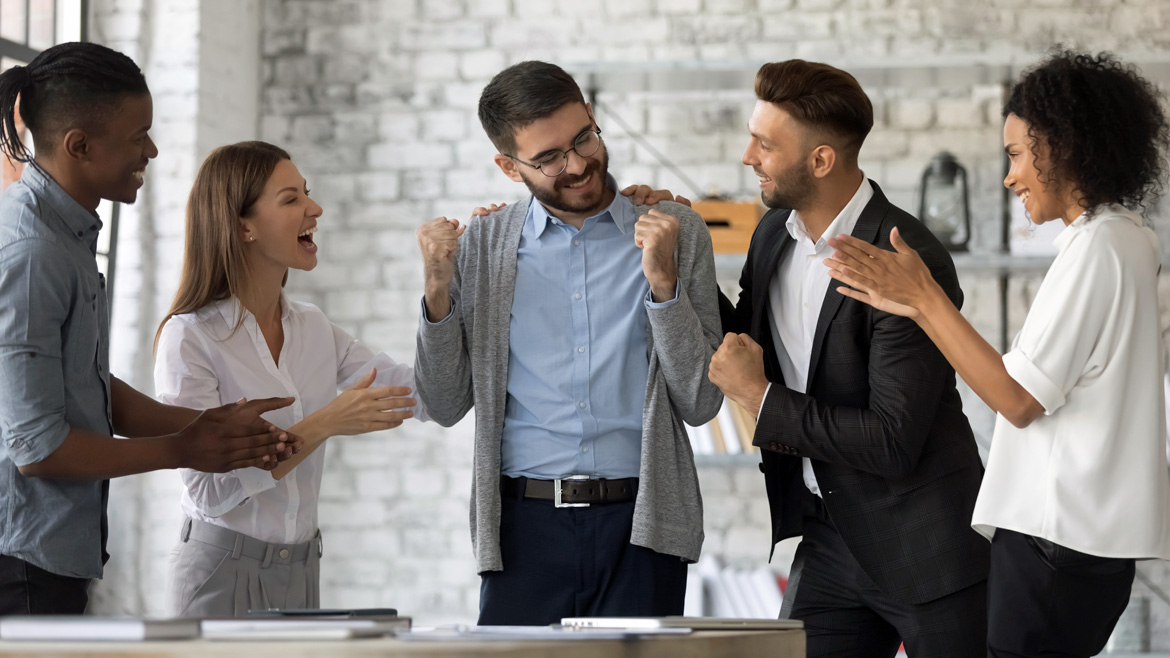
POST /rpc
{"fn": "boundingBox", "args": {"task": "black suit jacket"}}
[720,182,990,605]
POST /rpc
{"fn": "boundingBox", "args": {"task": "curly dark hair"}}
[1003,49,1170,214]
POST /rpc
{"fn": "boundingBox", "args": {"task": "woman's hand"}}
[824,227,942,321]
[313,369,416,437]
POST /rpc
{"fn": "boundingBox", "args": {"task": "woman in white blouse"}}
[154,141,427,617]
[825,51,1170,657]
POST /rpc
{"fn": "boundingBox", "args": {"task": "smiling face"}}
[495,102,611,219]
[239,159,323,273]
[83,93,157,204]
[1003,112,1073,225]
[743,100,815,210]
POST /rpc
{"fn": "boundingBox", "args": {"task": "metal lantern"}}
[918,151,971,252]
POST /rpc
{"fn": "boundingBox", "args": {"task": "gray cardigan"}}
[415,198,723,573]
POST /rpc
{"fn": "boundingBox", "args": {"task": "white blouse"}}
[971,205,1170,559]
[154,296,425,545]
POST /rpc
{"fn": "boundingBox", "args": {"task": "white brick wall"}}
[89,0,1170,641]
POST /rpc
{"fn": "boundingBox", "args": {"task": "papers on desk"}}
[395,625,691,641]
[201,617,410,641]
[0,617,200,641]
[0,615,411,642]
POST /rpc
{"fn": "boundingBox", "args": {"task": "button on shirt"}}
[972,205,1170,558]
[155,297,428,545]
[500,180,677,479]
[763,178,873,497]
[0,164,113,579]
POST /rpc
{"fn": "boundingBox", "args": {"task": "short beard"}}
[760,159,814,211]
[521,147,610,215]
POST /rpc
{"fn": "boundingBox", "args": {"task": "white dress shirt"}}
[971,205,1170,558]
[154,296,425,545]
[761,178,874,497]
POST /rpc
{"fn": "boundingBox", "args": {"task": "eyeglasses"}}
[507,129,602,177]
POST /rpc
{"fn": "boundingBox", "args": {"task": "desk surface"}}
[0,629,804,658]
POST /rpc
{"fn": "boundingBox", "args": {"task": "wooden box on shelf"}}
[692,199,762,254]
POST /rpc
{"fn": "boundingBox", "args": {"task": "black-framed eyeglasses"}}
[506,129,602,177]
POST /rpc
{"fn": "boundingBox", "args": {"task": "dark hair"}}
[1003,49,1170,213]
[0,41,149,163]
[477,60,586,155]
[754,59,873,160]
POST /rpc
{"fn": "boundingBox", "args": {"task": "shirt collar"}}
[528,174,634,237]
[22,163,102,240]
[785,177,874,249]
[215,294,293,328]
[1053,203,1143,252]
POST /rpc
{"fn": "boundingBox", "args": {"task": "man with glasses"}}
[414,60,723,625]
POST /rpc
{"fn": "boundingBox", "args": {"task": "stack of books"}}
[685,399,759,456]
[684,556,785,619]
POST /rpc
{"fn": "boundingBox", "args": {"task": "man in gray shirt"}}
[0,43,299,615]
[415,61,723,625]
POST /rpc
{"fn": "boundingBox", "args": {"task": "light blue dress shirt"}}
[0,164,113,578]
[501,179,678,480]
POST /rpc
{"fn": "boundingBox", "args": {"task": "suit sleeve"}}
[752,229,959,479]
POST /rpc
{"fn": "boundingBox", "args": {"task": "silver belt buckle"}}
[554,475,591,508]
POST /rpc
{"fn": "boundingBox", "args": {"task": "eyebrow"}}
[528,124,594,161]
[1003,143,1020,154]
[276,186,301,196]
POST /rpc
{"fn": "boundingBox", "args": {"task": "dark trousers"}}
[0,554,90,615]
[987,528,1135,658]
[478,489,688,626]
[783,500,987,658]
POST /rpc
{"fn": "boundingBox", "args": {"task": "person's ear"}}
[493,153,524,183]
[61,129,89,162]
[239,218,257,244]
[809,145,837,179]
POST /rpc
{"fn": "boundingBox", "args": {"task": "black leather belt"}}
[501,475,638,508]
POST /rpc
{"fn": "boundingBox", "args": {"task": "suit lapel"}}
[806,181,889,384]
[752,209,795,341]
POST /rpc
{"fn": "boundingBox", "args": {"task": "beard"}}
[520,146,610,216]
[758,158,814,210]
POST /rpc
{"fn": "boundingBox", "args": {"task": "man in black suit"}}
[708,60,990,657]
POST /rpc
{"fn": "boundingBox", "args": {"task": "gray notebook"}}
[0,616,200,641]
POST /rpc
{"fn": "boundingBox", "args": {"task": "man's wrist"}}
[423,285,451,321]
[161,433,185,470]
[649,275,678,303]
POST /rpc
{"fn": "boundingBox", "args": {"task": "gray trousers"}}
[168,517,321,617]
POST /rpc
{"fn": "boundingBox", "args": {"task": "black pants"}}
[0,554,90,615]
[478,489,688,626]
[987,528,1135,658]
[783,502,988,658]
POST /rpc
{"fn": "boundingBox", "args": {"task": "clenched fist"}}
[634,208,680,302]
[708,333,769,417]
[417,216,466,321]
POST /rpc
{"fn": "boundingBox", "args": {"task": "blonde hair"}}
[155,140,291,349]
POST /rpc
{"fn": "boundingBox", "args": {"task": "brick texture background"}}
[87,0,1170,644]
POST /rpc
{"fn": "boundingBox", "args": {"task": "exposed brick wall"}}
[88,0,1170,641]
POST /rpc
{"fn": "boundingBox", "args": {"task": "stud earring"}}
[248,236,255,242]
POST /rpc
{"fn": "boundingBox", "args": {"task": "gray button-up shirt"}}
[0,164,113,579]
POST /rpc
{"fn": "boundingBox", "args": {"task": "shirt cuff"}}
[6,420,70,468]
[644,281,681,309]
[756,383,772,423]
[235,466,280,502]
[1002,350,1066,415]
[419,297,456,325]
